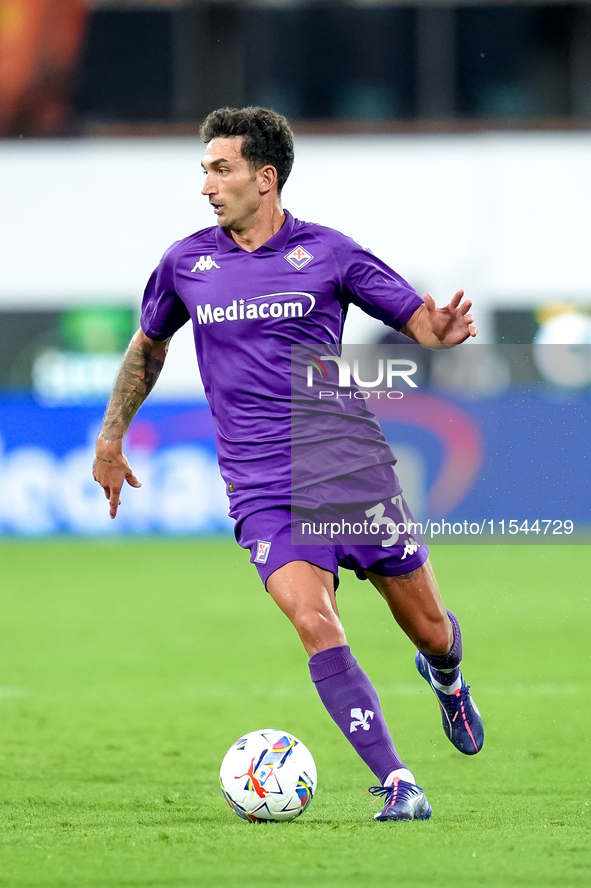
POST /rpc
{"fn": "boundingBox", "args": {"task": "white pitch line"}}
[0,686,29,698]
[180,681,586,700]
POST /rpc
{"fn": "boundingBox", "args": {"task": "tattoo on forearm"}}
[99,342,165,442]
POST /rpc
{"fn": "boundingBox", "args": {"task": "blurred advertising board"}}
[0,398,230,535]
[0,343,589,539]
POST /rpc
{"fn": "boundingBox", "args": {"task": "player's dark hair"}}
[200,106,295,194]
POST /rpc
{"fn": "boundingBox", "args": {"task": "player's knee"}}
[293,607,345,651]
[414,618,453,657]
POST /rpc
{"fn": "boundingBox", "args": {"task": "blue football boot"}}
[368,778,432,822]
[416,651,484,755]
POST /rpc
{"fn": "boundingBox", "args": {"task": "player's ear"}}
[259,165,278,194]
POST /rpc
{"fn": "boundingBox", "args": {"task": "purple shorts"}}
[234,471,428,588]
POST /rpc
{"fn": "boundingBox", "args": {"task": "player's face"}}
[201,137,262,233]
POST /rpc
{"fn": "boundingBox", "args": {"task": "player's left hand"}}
[423,290,477,346]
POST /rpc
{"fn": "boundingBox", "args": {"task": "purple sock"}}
[308,645,405,786]
[421,610,463,686]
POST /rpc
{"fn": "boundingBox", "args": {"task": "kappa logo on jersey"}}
[254,540,272,564]
[285,245,314,270]
[350,708,375,733]
[191,255,220,272]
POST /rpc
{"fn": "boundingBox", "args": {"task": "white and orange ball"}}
[220,729,317,822]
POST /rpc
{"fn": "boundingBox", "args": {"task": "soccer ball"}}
[220,729,317,822]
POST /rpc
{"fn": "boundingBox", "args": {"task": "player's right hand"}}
[92,447,141,519]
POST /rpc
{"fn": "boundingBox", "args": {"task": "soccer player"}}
[93,107,483,822]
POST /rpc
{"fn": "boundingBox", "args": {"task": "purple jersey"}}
[140,211,423,510]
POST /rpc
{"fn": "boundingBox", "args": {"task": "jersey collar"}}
[214,210,295,253]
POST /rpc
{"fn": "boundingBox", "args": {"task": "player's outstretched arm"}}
[401,290,477,348]
[93,329,170,519]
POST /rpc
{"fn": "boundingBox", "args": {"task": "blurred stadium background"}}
[1,0,589,537]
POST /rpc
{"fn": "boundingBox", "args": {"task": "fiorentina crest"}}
[285,245,314,270]
[254,540,272,564]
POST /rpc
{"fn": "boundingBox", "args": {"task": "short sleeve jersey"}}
[141,210,423,509]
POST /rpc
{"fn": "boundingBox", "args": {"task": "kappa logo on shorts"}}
[285,245,314,270]
[254,540,272,564]
[401,538,420,560]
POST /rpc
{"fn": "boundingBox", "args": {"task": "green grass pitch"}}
[0,539,589,887]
